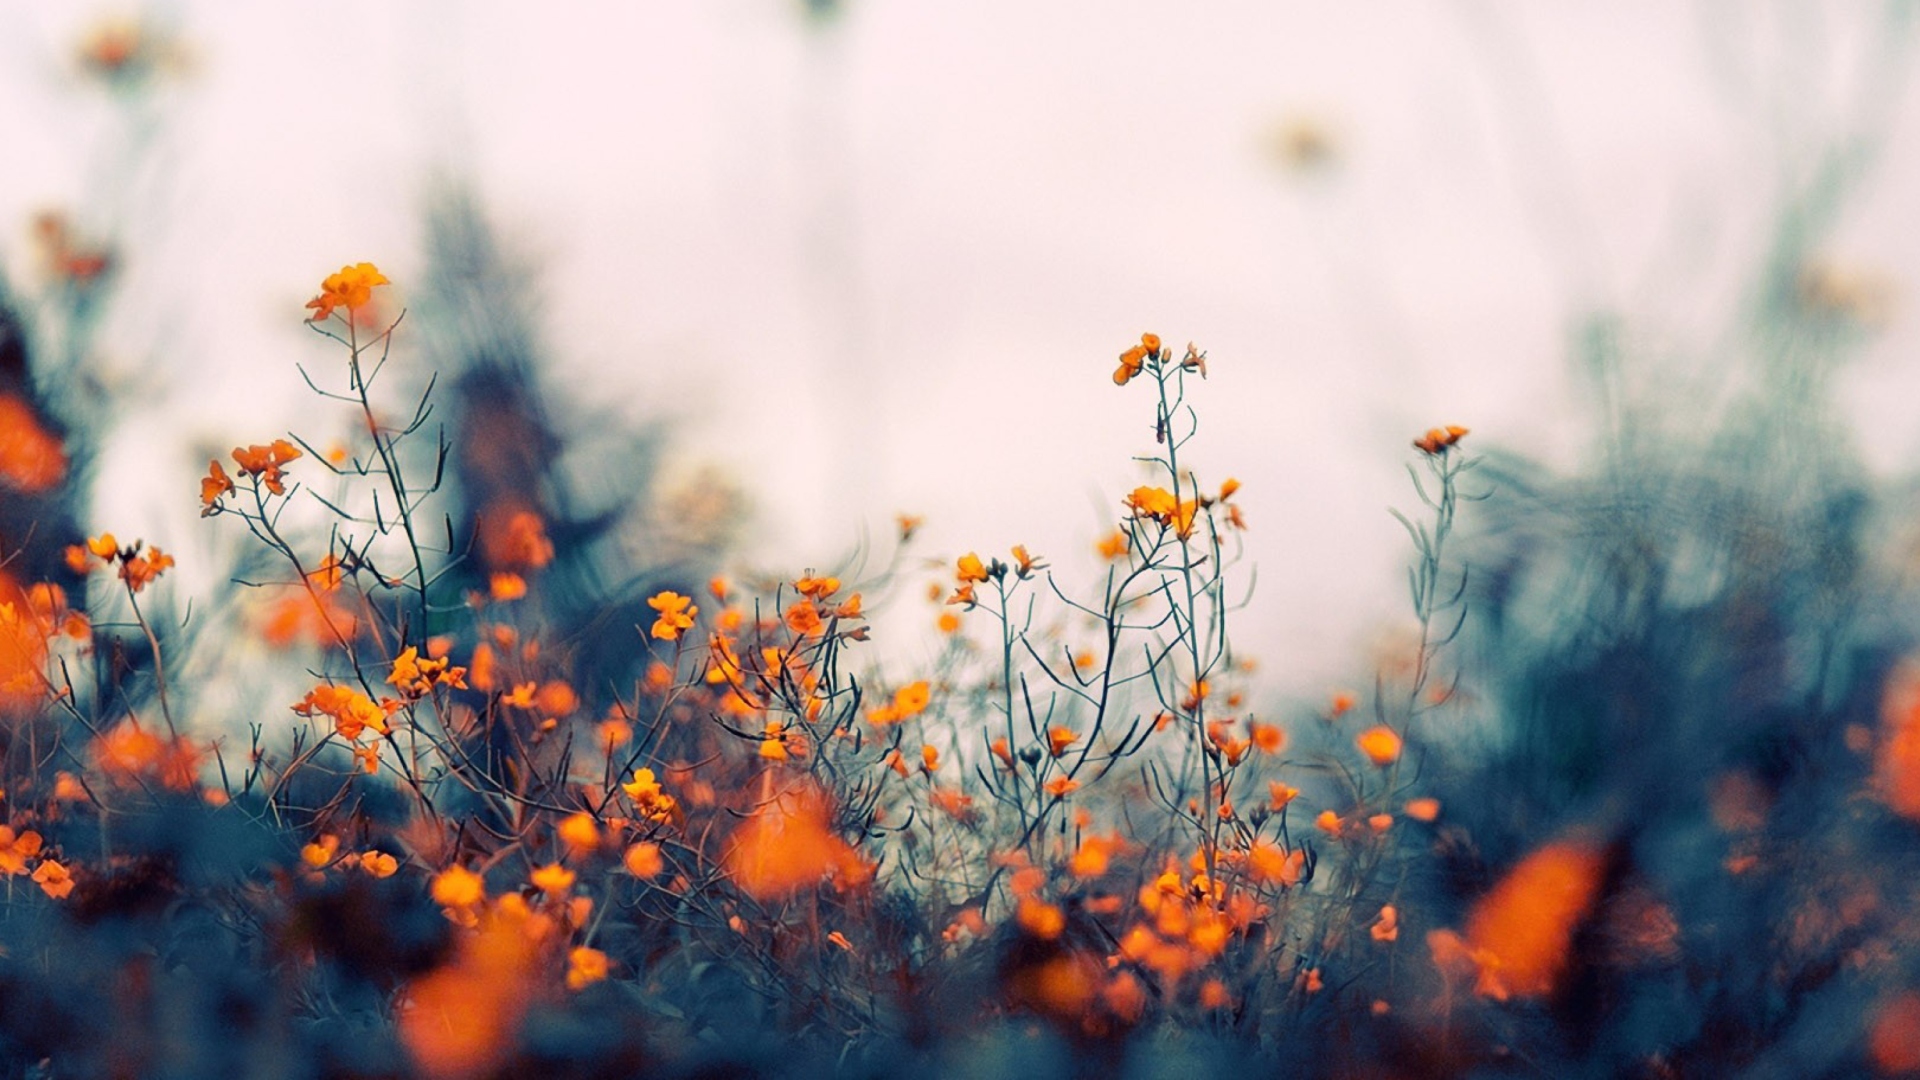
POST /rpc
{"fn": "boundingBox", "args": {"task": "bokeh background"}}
[3,0,1917,689]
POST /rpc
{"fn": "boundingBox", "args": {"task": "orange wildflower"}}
[724,785,869,900]
[565,946,609,991]
[624,842,664,879]
[199,459,234,514]
[558,811,601,855]
[306,262,390,322]
[1371,904,1399,943]
[32,859,74,900]
[430,865,485,909]
[1435,839,1607,1001]
[362,851,399,878]
[1096,528,1129,561]
[1047,727,1079,757]
[1412,424,1470,455]
[0,827,45,875]
[955,552,988,584]
[1043,776,1080,798]
[794,574,840,599]
[1356,725,1402,766]
[232,439,303,496]
[1249,721,1285,754]
[784,599,823,636]
[0,395,65,494]
[530,863,576,896]
[647,591,698,641]
[488,572,527,602]
[1404,797,1441,822]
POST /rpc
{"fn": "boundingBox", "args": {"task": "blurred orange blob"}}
[398,913,538,1080]
[1876,660,1920,820]
[724,785,870,901]
[1870,991,1920,1075]
[476,503,554,573]
[0,395,65,493]
[1440,839,1607,1000]
[0,573,51,713]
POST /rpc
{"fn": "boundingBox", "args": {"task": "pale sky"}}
[3,1,1918,690]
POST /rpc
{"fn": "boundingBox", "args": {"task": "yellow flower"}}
[955,552,987,583]
[361,850,399,878]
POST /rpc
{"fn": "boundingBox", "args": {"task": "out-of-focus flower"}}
[566,946,609,991]
[1412,425,1470,456]
[0,395,66,494]
[1355,725,1402,766]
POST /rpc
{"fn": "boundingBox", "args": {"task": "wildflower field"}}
[7,6,1920,1079]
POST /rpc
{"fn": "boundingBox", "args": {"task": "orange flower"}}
[431,864,486,909]
[565,946,609,991]
[1046,727,1079,757]
[558,811,600,855]
[621,767,679,824]
[0,827,45,875]
[623,842,664,879]
[1268,782,1300,810]
[1125,486,1177,520]
[1043,776,1080,798]
[488,572,527,601]
[306,262,390,322]
[231,439,303,496]
[1095,529,1129,561]
[1355,725,1402,766]
[302,835,341,868]
[1371,905,1399,943]
[784,599,823,636]
[293,684,397,741]
[1249,722,1285,754]
[0,395,66,494]
[1404,797,1441,822]
[647,591,698,640]
[199,459,234,514]
[361,850,399,878]
[530,862,576,896]
[724,785,870,900]
[795,574,840,599]
[1112,333,1162,386]
[1433,839,1606,1000]
[955,552,988,584]
[476,506,554,572]
[1011,545,1046,578]
[1412,424,1470,456]
[32,859,73,900]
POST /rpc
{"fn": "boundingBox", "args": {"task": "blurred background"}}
[2,0,1916,690]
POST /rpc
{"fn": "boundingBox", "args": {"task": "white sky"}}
[3,1,1918,691]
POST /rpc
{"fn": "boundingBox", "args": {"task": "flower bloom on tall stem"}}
[1113,332,1163,386]
[1412,425,1470,456]
[306,262,390,322]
